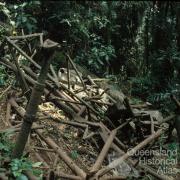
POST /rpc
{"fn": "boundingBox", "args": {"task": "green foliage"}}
[0,132,42,179]
[150,45,180,89]
[9,1,40,33]
[75,41,116,75]
[70,150,79,160]
[0,2,15,37]
[10,158,42,179]
[44,1,120,75]
[0,65,7,86]
[0,132,14,158]
[130,75,155,99]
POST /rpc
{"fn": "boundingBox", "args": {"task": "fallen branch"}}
[65,53,86,89]
[0,85,12,100]
[9,33,43,40]
[8,98,87,179]
[36,129,87,179]
[94,129,163,178]
[90,129,117,174]
[138,164,173,180]
[54,171,82,180]
[5,102,12,127]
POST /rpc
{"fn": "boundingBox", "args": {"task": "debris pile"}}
[0,34,179,179]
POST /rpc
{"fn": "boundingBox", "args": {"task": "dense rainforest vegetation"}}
[0,1,180,179]
[0,1,180,110]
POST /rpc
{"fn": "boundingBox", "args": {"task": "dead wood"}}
[8,33,43,40]
[8,98,87,179]
[35,129,87,179]
[0,85,12,100]
[33,146,55,153]
[0,35,177,180]
[100,176,127,180]
[93,129,163,178]
[100,123,127,150]
[90,129,117,174]
[12,39,59,158]
[50,64,59,88]
[65,53,86,89]
[8,40,29,95]
[138,164,173,180]
[5,102,12,127]
[54,171,82,180]
[34,152,49,168]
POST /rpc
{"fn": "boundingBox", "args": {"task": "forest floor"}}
[0,34,180,180]
[0,80,180,180]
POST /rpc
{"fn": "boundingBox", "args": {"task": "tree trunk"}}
[12,39,58,158]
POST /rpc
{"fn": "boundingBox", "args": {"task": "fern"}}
[148,92,170,103]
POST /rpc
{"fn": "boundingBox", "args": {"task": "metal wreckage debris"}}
[0,33,179,180]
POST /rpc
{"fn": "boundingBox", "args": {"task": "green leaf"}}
[17,174,28,180]
[22,16,27,23]
[71,150,79,160]
[13,170,22,177]
[32,168,42,176]
[32,162,42,168]
[97,58,104,65]
[13,5,18,9]
[99,52,106,57]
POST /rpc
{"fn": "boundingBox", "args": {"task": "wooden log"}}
[8,42,29,95]
[65,53,86,89]
[89,99,113,106]
[0,85,12,100]
[12,39,58,158]
[5,102,12,127]
[115,119,133,131]
[5,36,41,69]
[100,125,172,180]
[24,171,38,180]
[90,129,117,174]
[53,154,59,168]
[2,54,114,127]
[100,176,126,180]
[150,115,155,134]
[35,129,87,179]
[138,164,173,180]
[0,125,44,133]
[77,106,86,116]
[9,33,43,40]
[54,171,82,180]
[33,146,55,153]
[100,123,126,150]
[8,98,87,179]
[50,64,59,88]
[94,129,163,178]
[58,81,115,127]
[0,173,8,180]
[67,58,71,89]
[42,112,87,129]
